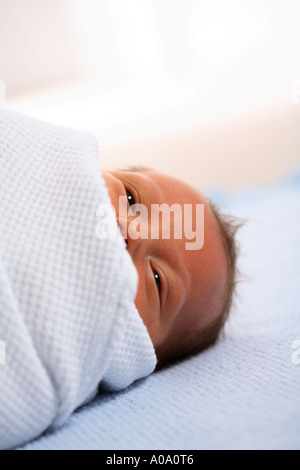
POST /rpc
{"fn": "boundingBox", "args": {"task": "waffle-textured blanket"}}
[0,108,156,450]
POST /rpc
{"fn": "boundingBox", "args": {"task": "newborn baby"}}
[103,167,240,368]
[0,107,240,449]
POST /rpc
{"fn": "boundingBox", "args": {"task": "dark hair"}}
[207,202,243,338]
[156,202,243,369]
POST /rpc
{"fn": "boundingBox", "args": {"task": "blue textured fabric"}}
[19,167,300,450]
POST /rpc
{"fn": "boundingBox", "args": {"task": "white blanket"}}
[0,108,157,450]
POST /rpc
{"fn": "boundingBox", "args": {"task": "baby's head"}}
[103,167,240,368]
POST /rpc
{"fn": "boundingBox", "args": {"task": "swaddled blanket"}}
[0,108,157,450]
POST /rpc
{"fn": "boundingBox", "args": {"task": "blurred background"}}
[1,0,300,191]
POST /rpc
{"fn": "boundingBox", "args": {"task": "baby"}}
[0,107,241,449]
[103,167,240,368]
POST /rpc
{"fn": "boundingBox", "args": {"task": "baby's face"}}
[103,168,227,362]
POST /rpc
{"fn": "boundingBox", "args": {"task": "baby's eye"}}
[153,270,161,294]
[126,190,136,207]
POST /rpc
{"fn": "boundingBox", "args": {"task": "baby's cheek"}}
[134,288,160,350]
[134,287,151,330]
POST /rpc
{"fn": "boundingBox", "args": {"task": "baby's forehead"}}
[132,169,208,206]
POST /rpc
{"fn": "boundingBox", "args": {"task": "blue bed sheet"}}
[19,166,300,450]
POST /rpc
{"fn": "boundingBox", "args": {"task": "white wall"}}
[0,0,85,95]
[2,0,300,189]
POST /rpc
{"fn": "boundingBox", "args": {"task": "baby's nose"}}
[118,215,149,257]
